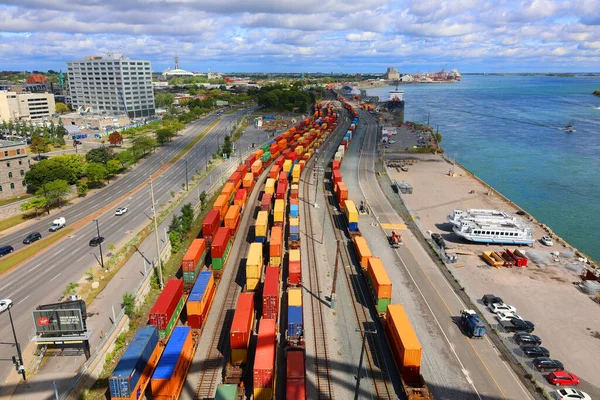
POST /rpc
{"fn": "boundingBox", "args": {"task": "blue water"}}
[367,76,600,261]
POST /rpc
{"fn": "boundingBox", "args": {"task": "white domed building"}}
[162,57,195,77]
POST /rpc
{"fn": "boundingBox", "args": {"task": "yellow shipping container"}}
[344,200,359,223]
[246,277,260,291]
[269,256,281,267]
[292,164,301,178]
[274,200,285,224]
[295,146,304,156]
[289,249,300,262]
[255,211,269,238]
[283,159,292,173]
[231,348,248,365]
[265,178,276,195]
[288,288,302,307]
[254,388,273,400]
[289,217,299,227]
[246,242,263,279]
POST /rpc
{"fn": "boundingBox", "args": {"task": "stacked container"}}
[262,266,280,320]
[269,226,283,267]
[273,200,285,227]
[336,181,348,207]
[215,384,242,400]
[353,236,372,270]
[286,349,306,400]
[290,204,299,218]
[385,305,423,385]
[276,180,288,200]
[255,211,268,243]
[260,193,272,213]
[344,200,359,232]
[149,279,185,340]
[213,194,230,222]
[182,238,207,290]
[269,164,281,179]
[283,159,292,176]
[221,182,236,204]
[253,319,277,400]
[332,160,340,171]
[230,293,255,365]
[186,271,215,330]
[233,188,247,209]
[246,242,264,291]
[109,326,160,400]
[290,184,299,200]
[292,164,301,184]
[211,227,232,271]
[289,217,300,246]
[251,159,263,178]
[151,326,194,399]
[287,288,303,342]
[202,210,220,244]
[228,171,242,191]
[265,178,276,195]
[288,249,301,286]
[366,257,392,314]
[224,205,241,234]
[243,172,254,190]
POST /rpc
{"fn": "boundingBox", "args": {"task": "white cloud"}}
[347,32,378,42]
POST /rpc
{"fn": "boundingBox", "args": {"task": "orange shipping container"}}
[385,305,422,371]
[353,236,372,270]
[367,257,392,299]
[269,226,283,257]
[224,205,241,234]
[221,182,235,202]
[336,181,348,207]
[151,327,194,399]
[212,194,229,221]
[243,172,254,189]
[251,159,263,176]
[269,164,281,180]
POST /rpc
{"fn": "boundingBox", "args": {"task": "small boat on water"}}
[560,124,575,132]
[453,220,535,245]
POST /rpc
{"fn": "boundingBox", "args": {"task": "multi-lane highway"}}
[0,109,255,386]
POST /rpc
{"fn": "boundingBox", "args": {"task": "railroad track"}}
[302,158,335,399]
[322,140,395,399]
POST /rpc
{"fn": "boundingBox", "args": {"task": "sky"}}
[1,0,599,73]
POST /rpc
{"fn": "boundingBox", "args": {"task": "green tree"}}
[168,230,181,254]
[30,136,51,153]
[36,179,71,208]
[131,136,156,159]
[169,214,182,235]
[222,135,233,157]
[21,196,48,217]
[108,131,123,146]
[156,128,175,145]
[56,119,68,137]
[56,154,85,180]
[199,191,207,210]
[261,91,279,108]
[85,147,114,164]
[154,93,175,109]
[76,181,88,197]
[180,203,194,234]
[85,162,108,183]
[25,157,82,190]
[55,102,70,114]
[63,282,79,297]
[106,159,122,182]
[116,150,134,168]
[47,121,56,137]
[123,292,136,317]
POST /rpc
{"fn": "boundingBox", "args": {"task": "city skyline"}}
[1,0,599,73]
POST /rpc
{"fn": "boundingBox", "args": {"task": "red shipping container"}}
[290,187,298,200]
[278,171,288,182]
[202,210,221,243]
[253,319,276,389]
[332,169,342,185]
[269,164,281,180]
[275,155,285,167]
[332,160,340,171]
[230,293,255,349]
[245,155,256,171]
[182,239,206,272]
[288,152,298,162]
[236,164,246,174]
[234,188,247,208]
[211,227,231,259]
[289,259,301,285]
[149,280,184,330]
[286,379,306,400]
[228,171,243,191]
[289,198,299,206]
[287,350,305,379]
[261,193,273,213]
[282,149,291,158]
[262,266,280,320]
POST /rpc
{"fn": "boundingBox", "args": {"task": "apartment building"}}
[0,91,56,122]
[66,53,155,119]
[0,141,29,199]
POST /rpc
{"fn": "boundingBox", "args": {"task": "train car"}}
[213,194,230,222]
[343,200,360,237]
[269,226,283,267]
[243,172,254,190]
[182,238,207,291]
[230,292,255,365]
[287,288,304,346]
[366,257,392,315]
[286,349,306,400]
[290,184,299,200]
[273,199,285,227]
[289,217,300,249]
[352,236,372,270]
[224,205,242,235]
[253,319,277,400]
[233,188,247,210]
[228,171,243,191]
[263,266,280,320]
[276,180,288,200]
[288,249,301,286]
[246,242,264,291]
[215,384,244,400]
[109,326,161,400]
[290,203,299,218]
[335,181,348,207]
[211,227,232,273]
[221,182,236,205]
[151,326,195,399]
[202,210,221,244]
[149,279,185,340]
[292,164,301,184]
[255,211,269,243]
[260,193,273,213]
[186,271,216,330]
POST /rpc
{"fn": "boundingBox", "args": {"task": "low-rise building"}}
[0,140,29,199]
[385,67,400,81]
[51,112,131,131]
[0,91,56,122]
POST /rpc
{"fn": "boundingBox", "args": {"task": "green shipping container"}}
[158,296,185,340]
[183,250,207,284]
[212,241,232,271]
[261,143,270,152]
[366,273,392,314]
[216,384,239,400]
[261,152,271,163]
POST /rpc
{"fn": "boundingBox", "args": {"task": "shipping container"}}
[221,182,236,204]
[262,266,280,320]
[149,280,185,340]
[244,155,256,171]
[233,188,247,209]
[213,194,230,221]
[353,236,372,270]
[269,164,281,180]
[251,159,263,178]
[332,169,342,186]
[230,293,255,365]
[187,271,216,330]
[243,172,254,190]
[228,171,243,191]
[288,249,301,285]
[211,227,232,271]
[255,211,269,242]
[336,181,348,207]
[269,226,283,265]
[385,305,423,384]
[366,257,392,313]
[344,200,359,223]
[278,171,287,182]
[215,384,242,400]
[283,159,292,175]
[289,224,300,243]
[224,205,241,234]
[288,287,302,307]
[287,306,303,338]
[290,204,299,218]
[109,326,160,399]
[273,200,285,226]
[253,319,276,399]
[182,238,207,273]
[260,193,272,213]
[151,326,194,399]
[202,210,221,244]
[332,160,340,171]
[265,178,276,195]
[292,164,301,184]
[246,243,264,289]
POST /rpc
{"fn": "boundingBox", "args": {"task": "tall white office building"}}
[66,53,155,118]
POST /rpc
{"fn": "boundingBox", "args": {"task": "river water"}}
[367,75,600,261]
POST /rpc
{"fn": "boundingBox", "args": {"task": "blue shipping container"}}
[290,205,299,218]
[255,236,266,243]
[189,271,213,303]
[289,226,300,241]
[348,222,359,232]
[153,326,191,380]
[288,306,303,338]
[110,326,159,398]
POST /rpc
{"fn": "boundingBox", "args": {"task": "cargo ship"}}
[377,85,405,123]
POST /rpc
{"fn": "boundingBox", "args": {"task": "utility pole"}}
[330,240,340,309]
[149,178,163,288]
[354,328,377,400]
[5,303,25,381]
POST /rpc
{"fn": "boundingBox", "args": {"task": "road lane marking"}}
[76,255,86,262]
[50,273,61,281]
[17,295,31,305]
[70,249,78,255]
[54,250,62,256]
[0,283,12,292]
[28,263,42,272]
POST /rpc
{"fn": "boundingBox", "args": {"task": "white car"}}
[496,311,523,322]
[115,207,128,216]
[0,298,13,313]
[541,235,553,246]
[553,388,592,400]
[489,303,517,314]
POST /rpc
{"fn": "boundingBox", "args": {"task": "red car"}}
[547,371,580,386]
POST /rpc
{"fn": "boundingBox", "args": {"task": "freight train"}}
[109,103,339,400]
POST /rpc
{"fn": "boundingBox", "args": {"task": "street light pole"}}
[6,303,26,381]
[354,328,377,400]
[149,178,163,288]
[93,219,105,270]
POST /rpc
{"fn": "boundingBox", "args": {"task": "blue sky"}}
[0,0,599,73]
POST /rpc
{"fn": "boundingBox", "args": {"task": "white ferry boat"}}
[453,220,535,245]
[447,209,515,227]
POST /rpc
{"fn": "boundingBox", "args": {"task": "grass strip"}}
[0,228,74,275]
[169,118,221,164]
[0,194,32,208]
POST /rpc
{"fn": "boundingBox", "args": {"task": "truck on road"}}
[460,309,487,338]
[49,217,66,232]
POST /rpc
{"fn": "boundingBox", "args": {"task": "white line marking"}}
[54,250,62,256]
[17,295,31,305]
[0,283,12,292]
[70,249,78,255]
[76,255,86,262]
[28,263,42,272]
[50,273,61,281]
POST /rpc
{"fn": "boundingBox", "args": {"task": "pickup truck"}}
[49,217,66,232]
[461,309,487,338]
[499,318,534,333]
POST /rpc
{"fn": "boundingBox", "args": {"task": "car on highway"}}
[513,332,542,346]
[0,299,13,313]
[115,207,128,216]
[0,245,14,257]
[23,232,42,244]
[521,345,550,358]
[533,357,564,372]
[481,294,503,306]
[489,302,517,314]
[547,371,580,387]
[89,236,105,247]
[541,235,553,246]
[552,388,591,399]
[496,311,523,322]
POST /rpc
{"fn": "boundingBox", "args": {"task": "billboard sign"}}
[32,308,86,335]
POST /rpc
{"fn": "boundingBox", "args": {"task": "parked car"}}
[23,232,42,244]
[0,245,14,257]
[482,294,503,306]
[552,388,591,399]
[541,236,553,246]
[496,311,523,322]
[547,371,580,387]
[115,207,128,216]
[513,332,542,346]
[489,302,517,314]
[533,357,564,372]
[431,233,445,248]
[500,318,535,333]
[32,154,48,161]
[89,236,105,247]
[521,346,550,358]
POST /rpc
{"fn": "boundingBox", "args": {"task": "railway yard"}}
[101,97,590,400]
